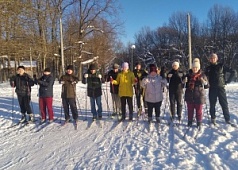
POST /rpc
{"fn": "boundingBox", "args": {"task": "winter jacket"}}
[60,73,78,98]
[106,70,120,94]
[167,69,186,94]
[114,70,135,97]
[185,70,209,104]
[10,73,34,96]
[37,74,55,98]
[205,63,235,88]
[141,74,167,103]
[82,70,102,98]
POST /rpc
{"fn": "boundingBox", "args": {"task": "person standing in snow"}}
[82,63,103,121]
[35,68,55,123]
[10,66,35,123]
[184,58,209,129]
[141,64,167,123]
[59,65,79,123]
[112,62,136,121]
[106,63,121,117]
[167,61,186,123]
[205,53,236,125]
[133,62,148,114]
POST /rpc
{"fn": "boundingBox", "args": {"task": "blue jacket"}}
[38,74,55,97]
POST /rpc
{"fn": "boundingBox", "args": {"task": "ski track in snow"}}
[0,82,238,169]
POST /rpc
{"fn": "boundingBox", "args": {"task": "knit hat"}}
[113,63,119,69]
[135,62,141,66]
[89,63,97,70]
[17,66,25,70]
[192,60,200,70]
[192,58,200,69]
[172,61,179,67]
[122,62,129,69]
[66,65,74,71]
[149,64,157,73]
[44,68,51,72]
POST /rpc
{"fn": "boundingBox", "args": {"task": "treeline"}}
[120,4,238,75]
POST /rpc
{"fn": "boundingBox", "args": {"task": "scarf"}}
[189,72,201,90]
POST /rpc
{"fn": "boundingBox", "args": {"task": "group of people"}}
[10,53,236,129]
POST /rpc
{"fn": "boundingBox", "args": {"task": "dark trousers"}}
[39,97,54,120]
[147,101,162,118]
[62,98,78,120]
[187,102,203,122]
[169,91,182,118]
[17,95,32,115]
[121,96,133,120]
[209,87,230,121]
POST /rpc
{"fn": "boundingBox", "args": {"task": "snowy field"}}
[0,81,238,170]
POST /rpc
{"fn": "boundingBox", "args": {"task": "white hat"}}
[122,62,129,69]
[193,58,200,63]
[192,61,200,70]
[172,61,179,67]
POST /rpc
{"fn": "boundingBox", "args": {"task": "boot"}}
[156,117,160,123]
[28,114,34,123]
[20,114,26,123]
[187,120,192,127]
[211,119,216,125]
[148,117,152,123]
[197,122,202,130]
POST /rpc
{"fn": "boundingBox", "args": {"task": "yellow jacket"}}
[114,70,135,97]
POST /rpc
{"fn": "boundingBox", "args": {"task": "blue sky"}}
[119,0,238,45]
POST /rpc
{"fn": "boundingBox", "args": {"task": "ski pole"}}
[11,81,15,123]
[85,77,88,121]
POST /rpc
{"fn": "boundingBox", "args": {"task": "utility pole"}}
[187,13,192,69]
[59,6,65,75]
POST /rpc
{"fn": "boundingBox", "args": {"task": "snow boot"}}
[211,119,216,125]
[187,120,192,127]
[156,117,160,123]
[20,114,27,123]
[28,114,34,123]
[197,122,202,130]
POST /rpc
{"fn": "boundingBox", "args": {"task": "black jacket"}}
[10,73,34,96]
[205,63,235,88]
[106,70,120,94]
[167,69,186,94]
[133,69,148,92]
[82,70,102,98]
[37,74,55,97]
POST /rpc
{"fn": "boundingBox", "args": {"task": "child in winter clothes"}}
[59,65,79,123]
[10,66,35,123]
[112,62,136,121]
[82,63,103,120]
[185,58,209,128]
[167,61,186,123]
[141,64,167,123]
[35,68,55,123]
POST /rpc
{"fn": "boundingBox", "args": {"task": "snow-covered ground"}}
[0,81,238,170]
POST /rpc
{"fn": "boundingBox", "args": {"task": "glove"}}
[84,74,88,78]
[183,77,188,83]
[110,76,114,83]
[168,74,173,78]
[178,73,183,77]
[112,80,117,85]
[200,78,207,85]
[60,81,65,84]
[71,81,77,84]
[98,74,102,79]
